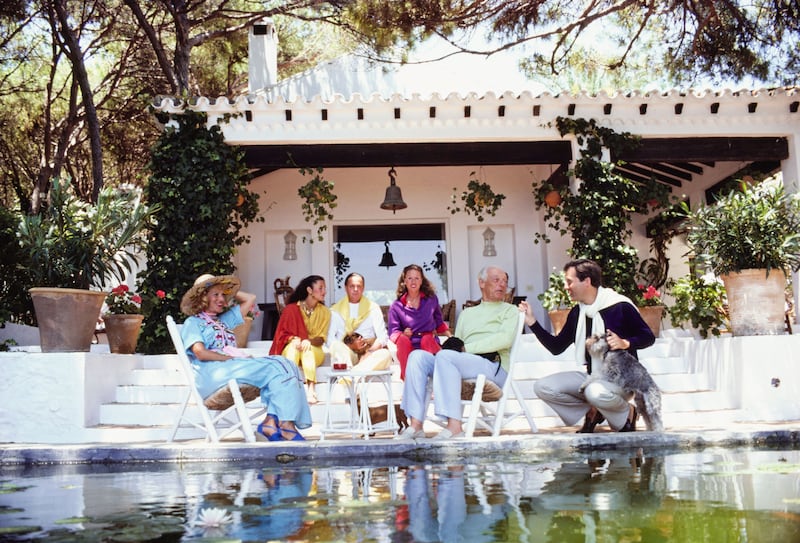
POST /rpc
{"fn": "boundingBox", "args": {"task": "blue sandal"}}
[256,414,282,442]
[280,427,305,441]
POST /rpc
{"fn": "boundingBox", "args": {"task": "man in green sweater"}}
[396,266,521,440]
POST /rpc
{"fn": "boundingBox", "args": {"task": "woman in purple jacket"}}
[388,264,451,380]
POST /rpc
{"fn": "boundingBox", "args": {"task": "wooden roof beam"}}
[242,141,573,170]
[615,137,789,163]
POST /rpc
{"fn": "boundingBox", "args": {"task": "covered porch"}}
[154,87,800,327]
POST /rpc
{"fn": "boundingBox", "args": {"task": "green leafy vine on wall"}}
[138,110,263,354]
[532,117,673,301]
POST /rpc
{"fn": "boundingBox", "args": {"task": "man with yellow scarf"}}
[329,273,392,372]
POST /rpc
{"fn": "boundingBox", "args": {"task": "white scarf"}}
[574,286,635,367]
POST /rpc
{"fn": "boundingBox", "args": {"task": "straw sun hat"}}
[180,273,241,316]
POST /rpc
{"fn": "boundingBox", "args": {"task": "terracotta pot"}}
[29,287,107,352]
[548,309,570,334]
[544,190,562,208]
[638,305,665,337]
[104,314,144,354]
[232,317,253,347]
[721,268,787,336]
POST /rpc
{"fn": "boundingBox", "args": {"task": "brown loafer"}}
[619,405,638,432]
[577,409,605,433]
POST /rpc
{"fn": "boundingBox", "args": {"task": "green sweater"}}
[454,300,519,374]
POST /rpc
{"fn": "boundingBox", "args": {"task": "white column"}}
[781,133,800,327]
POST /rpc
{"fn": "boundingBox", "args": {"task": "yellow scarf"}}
[302,303,331,339]
[331,297,372,335]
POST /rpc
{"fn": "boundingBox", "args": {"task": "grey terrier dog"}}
[581,334,664,432]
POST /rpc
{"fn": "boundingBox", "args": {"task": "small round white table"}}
[320,368,398,440]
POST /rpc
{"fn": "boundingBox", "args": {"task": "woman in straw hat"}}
[269,275,331,404]
[180,273,311,441]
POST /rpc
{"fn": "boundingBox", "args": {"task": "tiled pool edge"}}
[2,426,799,467]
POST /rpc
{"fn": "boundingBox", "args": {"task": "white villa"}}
[1,20,798,444]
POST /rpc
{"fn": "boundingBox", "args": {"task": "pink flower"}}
[637,284,663,306]
[643,285,660,300]
[105,285,163,315]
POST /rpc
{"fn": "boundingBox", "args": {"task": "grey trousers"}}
[533,370,632,430]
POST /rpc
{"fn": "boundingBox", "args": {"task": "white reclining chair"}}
[166,315,265,443]
[460,311,537,437]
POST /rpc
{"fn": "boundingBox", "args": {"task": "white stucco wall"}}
[0,350,138,443]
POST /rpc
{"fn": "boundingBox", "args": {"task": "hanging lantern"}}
[283,230,297,260]
[482,227,497,257]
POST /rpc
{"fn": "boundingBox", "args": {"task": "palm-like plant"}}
[18,177,159,289]
[685,179,800,276]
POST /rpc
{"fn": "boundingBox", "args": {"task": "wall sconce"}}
[380,167,407,213]
[482,227,497,257]
[283,230,297,260]
[378,241,397,268]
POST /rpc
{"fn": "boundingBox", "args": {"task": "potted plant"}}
[297,164,337,242]
[102,285,166,354]
[447,171,506,222]
[635,284,666,337]
[683,178,800,335]
[666,273,729,338]
[17,177,159,351]
[537,270,574,334]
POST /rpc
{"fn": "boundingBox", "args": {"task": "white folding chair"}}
[461,311,537,437]
[166,315,266,443]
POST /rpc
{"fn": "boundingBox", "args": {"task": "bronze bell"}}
[380,167,407,213]
[378,241,397,268]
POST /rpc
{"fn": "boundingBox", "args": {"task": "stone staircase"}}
[88,333,743,442]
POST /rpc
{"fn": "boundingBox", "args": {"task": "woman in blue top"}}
[179,273,311,441]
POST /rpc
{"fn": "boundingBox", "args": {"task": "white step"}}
[127,368,185,386]
[92,334,740,440]
[115,384,186,404]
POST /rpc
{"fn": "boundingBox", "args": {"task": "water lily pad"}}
[0,525,41,535]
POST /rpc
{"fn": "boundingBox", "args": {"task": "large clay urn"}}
[29,288,107,352]
[721,268,787,336]
[638,305,665,337]
[104,314,145,354]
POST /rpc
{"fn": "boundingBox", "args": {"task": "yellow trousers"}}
[282,343,325,383]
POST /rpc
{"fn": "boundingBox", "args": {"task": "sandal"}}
[256,414,282,442]
[280,426,306,441]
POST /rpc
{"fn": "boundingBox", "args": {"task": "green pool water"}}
[1,446,798,542]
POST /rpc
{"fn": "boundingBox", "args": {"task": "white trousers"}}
[533,370,633,430]
[400,349,508,423]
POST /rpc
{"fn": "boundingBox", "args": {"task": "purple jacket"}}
[388,292,448,348]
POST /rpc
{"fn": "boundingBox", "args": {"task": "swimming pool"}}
[1,446,798,541]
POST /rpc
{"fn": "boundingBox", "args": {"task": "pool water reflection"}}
[1,446,799,541]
